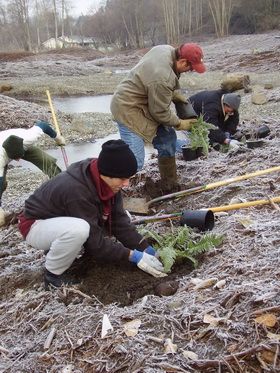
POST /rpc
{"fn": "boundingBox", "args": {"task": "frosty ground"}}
[0,32,280,372]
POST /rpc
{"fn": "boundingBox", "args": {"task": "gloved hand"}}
[176,119,197,131]
[144,245,159,258]
[228,139,242,149]
[172,90,188,103]
[129,250,167,278]
[0,207,5,227]
[55,134,66,146]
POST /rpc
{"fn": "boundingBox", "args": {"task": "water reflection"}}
[53,95,113,114]
[16,133,156,171]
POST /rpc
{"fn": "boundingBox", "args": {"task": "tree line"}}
[0,0,279,52]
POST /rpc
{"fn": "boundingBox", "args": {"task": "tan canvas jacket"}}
[110,45,181,142]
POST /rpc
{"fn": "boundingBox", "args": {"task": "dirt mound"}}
[43,47,105,61]
[0,51,35,62]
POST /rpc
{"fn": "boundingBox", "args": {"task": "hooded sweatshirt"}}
[19,158,148,262]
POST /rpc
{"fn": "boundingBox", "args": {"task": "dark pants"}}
[23,146,61,178]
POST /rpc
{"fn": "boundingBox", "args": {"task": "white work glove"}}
[228,139,242,149]
[172,90,188,103]
[55,134,66,146]
[130,250,167,278]
[0,207,5,227]
[176,119,197,131]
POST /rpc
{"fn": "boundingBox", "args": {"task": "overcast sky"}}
[71,0,105,16]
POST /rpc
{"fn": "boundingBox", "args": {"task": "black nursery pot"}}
[246,139,264,149]
[175,101,198,119]
[256,125,270,139]
[196,147,203,157]
[180,209,215,231]
[182,146,198,161]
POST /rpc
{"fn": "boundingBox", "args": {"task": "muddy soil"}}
[0,32,280,372]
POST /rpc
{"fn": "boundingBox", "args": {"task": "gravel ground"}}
[0,32,280,372]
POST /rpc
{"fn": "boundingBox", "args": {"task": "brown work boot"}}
[158,156,180,193]
[144,157,180,198]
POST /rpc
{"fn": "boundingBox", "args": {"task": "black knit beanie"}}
[2,135,24,159]
[97,139,137,178]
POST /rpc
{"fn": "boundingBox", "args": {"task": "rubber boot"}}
[144,157,180,198]
[158,156,180,194]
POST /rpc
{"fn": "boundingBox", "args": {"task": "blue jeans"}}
[117,123,177,171]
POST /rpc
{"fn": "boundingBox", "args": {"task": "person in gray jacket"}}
[111,43,206,195]
[19,140,166,289]
[189,89,242,148]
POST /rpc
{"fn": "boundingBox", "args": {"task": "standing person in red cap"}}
[111,43,206,196]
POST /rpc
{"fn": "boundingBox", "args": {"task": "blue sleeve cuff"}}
[129,249,143,264]
[35,120,57,138]
[144,245,156,256]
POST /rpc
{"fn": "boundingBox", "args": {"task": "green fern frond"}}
[187,234,224,255]
[158,246,177,273]
[188,115,215,156]
[140,226,224,272]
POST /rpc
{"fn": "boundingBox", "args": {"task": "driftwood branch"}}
[188,343,279,370]
[44,327,56,350]
[250,305,280,316]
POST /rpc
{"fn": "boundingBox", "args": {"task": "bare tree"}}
[208,0,233,37]
[162,0,179,44]
[52,0,58,42]
[7,0,32,50]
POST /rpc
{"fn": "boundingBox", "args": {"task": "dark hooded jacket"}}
[189,89,239,144]
[22,159,147,262]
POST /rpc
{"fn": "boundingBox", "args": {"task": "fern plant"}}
[187,115,216,156]
[140,225,224,273]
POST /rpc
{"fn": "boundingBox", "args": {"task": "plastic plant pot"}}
[182,146,198,161]
[196,147,203,157]
[180,209,215,231]
[246,139,264,149]
[256,125,270,139]
[175,101,198,119]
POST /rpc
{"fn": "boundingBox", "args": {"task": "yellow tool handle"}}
[46,89,61,136]
[205,166,280,191]
[209,196,280,212]
[148,165,280,207]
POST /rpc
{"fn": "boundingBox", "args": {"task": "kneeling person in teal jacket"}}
[19,140,166,289]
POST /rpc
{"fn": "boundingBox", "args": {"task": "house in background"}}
[42,35,97,50]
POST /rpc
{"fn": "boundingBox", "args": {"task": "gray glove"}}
[228,139,242,149]
[0,207,5,227]
[130,250,167,278]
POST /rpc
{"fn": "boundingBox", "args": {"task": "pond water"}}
[53,95,113,114]
[16,94,185,171]
[16,133,156,172]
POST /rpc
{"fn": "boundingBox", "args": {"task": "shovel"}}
[46,90,69,168]
[132,195,280,225]
[124,165,280,214]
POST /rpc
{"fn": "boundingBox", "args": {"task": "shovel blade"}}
[123,197,149,215]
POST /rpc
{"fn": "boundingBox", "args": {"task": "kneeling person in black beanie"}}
[19,140,166,288]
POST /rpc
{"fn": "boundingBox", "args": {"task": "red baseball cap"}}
[179,43,206,73]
